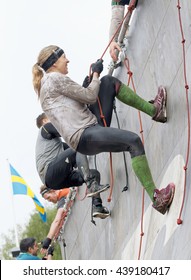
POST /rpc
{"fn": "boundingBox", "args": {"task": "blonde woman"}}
[32,46,175,215]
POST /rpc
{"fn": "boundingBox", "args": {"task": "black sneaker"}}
[93,205,110,219]
[86,181,110,198]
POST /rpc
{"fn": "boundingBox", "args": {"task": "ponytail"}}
[32,45,59,98]
[32,63,44,97]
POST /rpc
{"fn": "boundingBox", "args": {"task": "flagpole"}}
[6,159,19,248]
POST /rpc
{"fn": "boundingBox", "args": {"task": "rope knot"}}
[177,4,181,10]
[127,71,133,77]
[185,85,189,90]
[177,218,183,225]
[183,166,187,171]
[182,39,185,44]
[140,232,144,237]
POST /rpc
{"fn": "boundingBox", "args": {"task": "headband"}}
[41,188,51,197]
[41,47,64,71]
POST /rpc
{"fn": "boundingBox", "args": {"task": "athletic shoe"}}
[92,205,110,219]
[86,181,110,198]
[150,86,167,123]
[152,183,175,214]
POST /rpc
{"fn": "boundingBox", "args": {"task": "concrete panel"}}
[59,0,191,259]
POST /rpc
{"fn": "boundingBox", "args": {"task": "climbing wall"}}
[59,0,191,260]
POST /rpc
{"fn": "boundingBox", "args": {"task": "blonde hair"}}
[32,45,59,97]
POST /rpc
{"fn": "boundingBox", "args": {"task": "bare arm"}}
[40,208,65,256]
[47,208,65,239]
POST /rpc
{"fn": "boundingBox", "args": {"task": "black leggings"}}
[77,75,145,158]
[89,75,118,127]
[45,150,103,205]
[45,148,84,190]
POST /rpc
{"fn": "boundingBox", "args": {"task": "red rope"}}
[176,0,190,225]
[95,0,137,202]
[97,98,114,202]
[100,1,136,60]
[123,55,145,259]
[138,189,145,260]
[87,3,136,203]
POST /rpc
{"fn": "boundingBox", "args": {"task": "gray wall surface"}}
[59,0,191,260]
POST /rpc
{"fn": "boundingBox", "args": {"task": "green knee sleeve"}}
[132,154,155,201]
[117,84,156,117]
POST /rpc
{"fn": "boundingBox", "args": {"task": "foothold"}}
[177,218,183,225]
[122,186,128,192]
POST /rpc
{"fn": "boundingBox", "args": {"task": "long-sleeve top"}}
[40,72,100,150]
[35,122,68,183]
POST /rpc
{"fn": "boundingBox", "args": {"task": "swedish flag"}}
[9,163,46,222]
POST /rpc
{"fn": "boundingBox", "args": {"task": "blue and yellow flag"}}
[9,163,46,222]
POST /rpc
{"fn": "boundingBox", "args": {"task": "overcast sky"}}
[0,0,112,247]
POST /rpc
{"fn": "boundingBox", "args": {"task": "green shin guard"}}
[116,84,156,117]
[132,155,156,201]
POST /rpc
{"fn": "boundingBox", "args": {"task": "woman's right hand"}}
[109,41,121,62]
